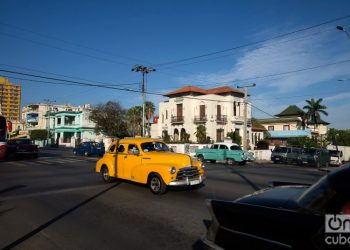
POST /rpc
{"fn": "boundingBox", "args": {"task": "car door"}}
[218,144,228,161]
[121,144,142,181]
[103,143,118,177]
[207,144,219,160]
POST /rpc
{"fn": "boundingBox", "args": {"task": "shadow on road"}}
[230,168,260,191]
[2,183,120,250]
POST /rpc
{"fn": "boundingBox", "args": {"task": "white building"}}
[151,86,252,144]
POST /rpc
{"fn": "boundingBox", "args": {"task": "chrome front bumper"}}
[168,175,206,186]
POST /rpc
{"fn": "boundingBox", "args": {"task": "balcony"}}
[231,116,244,124]
[193,116,207,124]
[171,116,184,124]
[216,115,227,124]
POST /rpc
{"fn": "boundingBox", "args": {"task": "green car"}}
[195,143,253,165]
[297,147,330,168]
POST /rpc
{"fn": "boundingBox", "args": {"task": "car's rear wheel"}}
[84,151,89,157]
[101,166,114,183]
[149,174,167,195]
[227,158,235,165]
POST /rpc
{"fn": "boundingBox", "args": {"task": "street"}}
[0,149,326,250]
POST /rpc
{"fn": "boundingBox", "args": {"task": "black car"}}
[201,164,350,250]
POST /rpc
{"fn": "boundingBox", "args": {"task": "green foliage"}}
[303,98,328,128]
[162,130,171,143]
[227,131,242,145]
[195,125,207,143]
[287,137,319,148]
[90,101,128,137]
[30,129,48,141]
[181,132,191,143]
[126,106,142,137]
[327,128,350,146]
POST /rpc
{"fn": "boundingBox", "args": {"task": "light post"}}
[237,83,256,150]
[131,65,156,137]
[336,25,350,39]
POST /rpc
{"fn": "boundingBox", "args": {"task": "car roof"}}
[213,142,239,147]
[118,137,164,144]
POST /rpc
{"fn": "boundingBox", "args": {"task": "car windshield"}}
[141,141,169,152]
[273,147,287,153]
[303,148,317,155]
[297,175,335,214]
[329,150,339,156]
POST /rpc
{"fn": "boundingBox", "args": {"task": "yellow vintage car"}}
[95,138,206,194]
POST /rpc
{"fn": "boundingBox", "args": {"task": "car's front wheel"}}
[84,151,89,157]
[226,158,235,165]
[101,166,114,183]
[148,174,167,195]
[197,155,204,162]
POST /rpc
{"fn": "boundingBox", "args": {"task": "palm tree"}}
[303,98,328,129]
[126,106,142,136]
[144,101,155,137]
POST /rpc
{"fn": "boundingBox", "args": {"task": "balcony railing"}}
[216,115,227,124]
[171,116,184,124]
[231,116,244,123]
[194,116,207,123]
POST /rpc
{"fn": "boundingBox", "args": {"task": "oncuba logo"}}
[325,215,350,246]
[326,215,350,233]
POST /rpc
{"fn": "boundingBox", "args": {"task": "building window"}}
[57,117,61,125]
[268,126,274,131]
[233,101,236,116]
[166,110,168,119]
[283,125,290,131]
[162,114,164,123]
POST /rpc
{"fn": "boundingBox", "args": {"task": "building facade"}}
[0,77,21,122]
[257,105,329,145]
[151,86,252,145]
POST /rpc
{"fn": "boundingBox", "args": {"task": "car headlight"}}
[169,166,176,174]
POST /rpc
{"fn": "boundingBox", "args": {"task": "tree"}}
[227,131,242,145]
[195,125,206,143]
[145,101,155,137]
[30,129,48,141]
[303,98,328,129]
[89,101,128,137]
[327,128,350,146]
[126,106,142,137]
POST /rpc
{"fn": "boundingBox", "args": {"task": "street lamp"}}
[131,65,156,137]
[336,25,350,39]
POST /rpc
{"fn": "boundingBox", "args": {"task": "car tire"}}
[73,150,77,156]
[227,158,235,165]
[209,160,216,163]
[197,155,204,162]
[315,161,320,168]
[84,151,89,157]
[101,166,114,183]
[325,162,329,168]
[149,174,167,195]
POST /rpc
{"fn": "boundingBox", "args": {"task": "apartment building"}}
[151,86,252,144]
[0,77,21,122]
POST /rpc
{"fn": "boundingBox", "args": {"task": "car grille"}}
[176,166,199,180]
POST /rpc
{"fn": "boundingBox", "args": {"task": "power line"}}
[152,14,350,68]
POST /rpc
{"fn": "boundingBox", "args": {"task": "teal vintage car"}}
[195,143,254,165]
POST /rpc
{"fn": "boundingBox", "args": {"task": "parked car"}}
[6,138,39,158]
[95,138,205,195]
[73,141,105,157]
[297,147,330,168]
[271,146,302,164]
[195,143,251,165]
[201,163,350,250]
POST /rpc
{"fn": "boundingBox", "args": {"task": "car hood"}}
[142,152,193,168]
[235,186,308,210]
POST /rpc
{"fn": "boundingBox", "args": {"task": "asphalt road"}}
[0,149,327,250]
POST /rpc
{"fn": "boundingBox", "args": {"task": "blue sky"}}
[1,0,350,128]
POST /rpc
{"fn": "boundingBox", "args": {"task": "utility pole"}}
[44,99,56,145]
[131,65,156,137]
[237,83,256,150]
